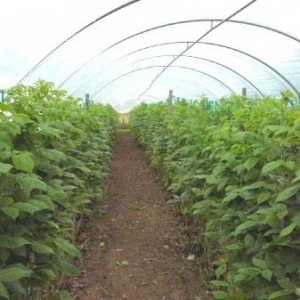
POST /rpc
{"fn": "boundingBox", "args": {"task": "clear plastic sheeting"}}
[1,0,300,112]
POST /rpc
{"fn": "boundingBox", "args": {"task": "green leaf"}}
[252,258,268,270]
[242,181,265,191]
[35,268,56,280]
[244,157,260,171]
[277,278,296,290]
[244,234,254,247]
[262,269,272,281]
[28,199,50,211]
[234,272,248,283]
[262,160,284,175]
[54,238,81,258]
[12,246,26,258]
[215,259,228,278]
[279,222,297,238]
[13,114,32,124]
[0,151,11,161]
[38,123,62,139]
[58,261,81,276]
[0,282,10,299]
[268,289,294,299]
[3,122,21,136]
[234,221,257,236]
[43,149,66,162]
[0,163,12,174]
[1,207,19,220]
[59,291,74,300]
[0,267,32,282]
[295,169,300,178]
[273,126,290,136]
[62,185,78,191]
[225,243,244,251]
[15,174,47,194]
[46,220,59,229]
[252,258,267,270]
[0,102,15,114]
[212,291,230,299]
[275,203,288,219]
[42,164,63,176]
[0,249,9,264]
[32,242,54,254]
[210,280,231,287]
[291,176,300,184]
[12,153,35,173]
[276,183,300,202]
[4,281,26,295]
[0,140,10,151]
[264,125,286,133]
[285,160,295,170]
[0,236,31,248]
[194,174,209,180]
[257,192,271,204]
[34,195,55,211]
[238,267,261,277]
[14,202,40,215]
[222,191,239,204]
[0,198,14,208]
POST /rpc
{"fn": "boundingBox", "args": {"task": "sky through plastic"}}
[1,0,300,112]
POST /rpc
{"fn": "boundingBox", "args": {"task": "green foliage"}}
[0,80,117,299]
[130,93,300,299]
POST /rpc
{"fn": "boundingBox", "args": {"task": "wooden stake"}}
[85,93,90,107]
[242,87,247,97]
[168,89,173,116]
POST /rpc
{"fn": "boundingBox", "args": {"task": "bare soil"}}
[68,132,212,300]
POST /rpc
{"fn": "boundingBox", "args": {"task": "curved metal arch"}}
[18,0,142,84]
[137,0,259,99]
[70,53,263,96]
[115,41,300,97]
[102,19,300,54]
[90,65,235,100]
[129,55,264,96]
[58,18,300,89]
[95,82,167,101]
[94,73,220,102]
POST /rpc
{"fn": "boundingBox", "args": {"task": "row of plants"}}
[130,94,300,299]
[0,81,117,299]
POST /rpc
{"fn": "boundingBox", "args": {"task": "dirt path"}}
[69,132,212,300]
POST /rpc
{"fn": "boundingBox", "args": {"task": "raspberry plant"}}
[0,81,117,299]
[130,95,300,300]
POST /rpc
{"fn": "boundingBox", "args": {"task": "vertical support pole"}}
[242,87,247,97]
[85,93,90,108]
[167,89,173,117]
[0,90,4,102]
[167,89,173,144]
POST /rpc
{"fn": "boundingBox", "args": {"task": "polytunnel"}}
[3,2,300,299]
[1,0,300,112]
